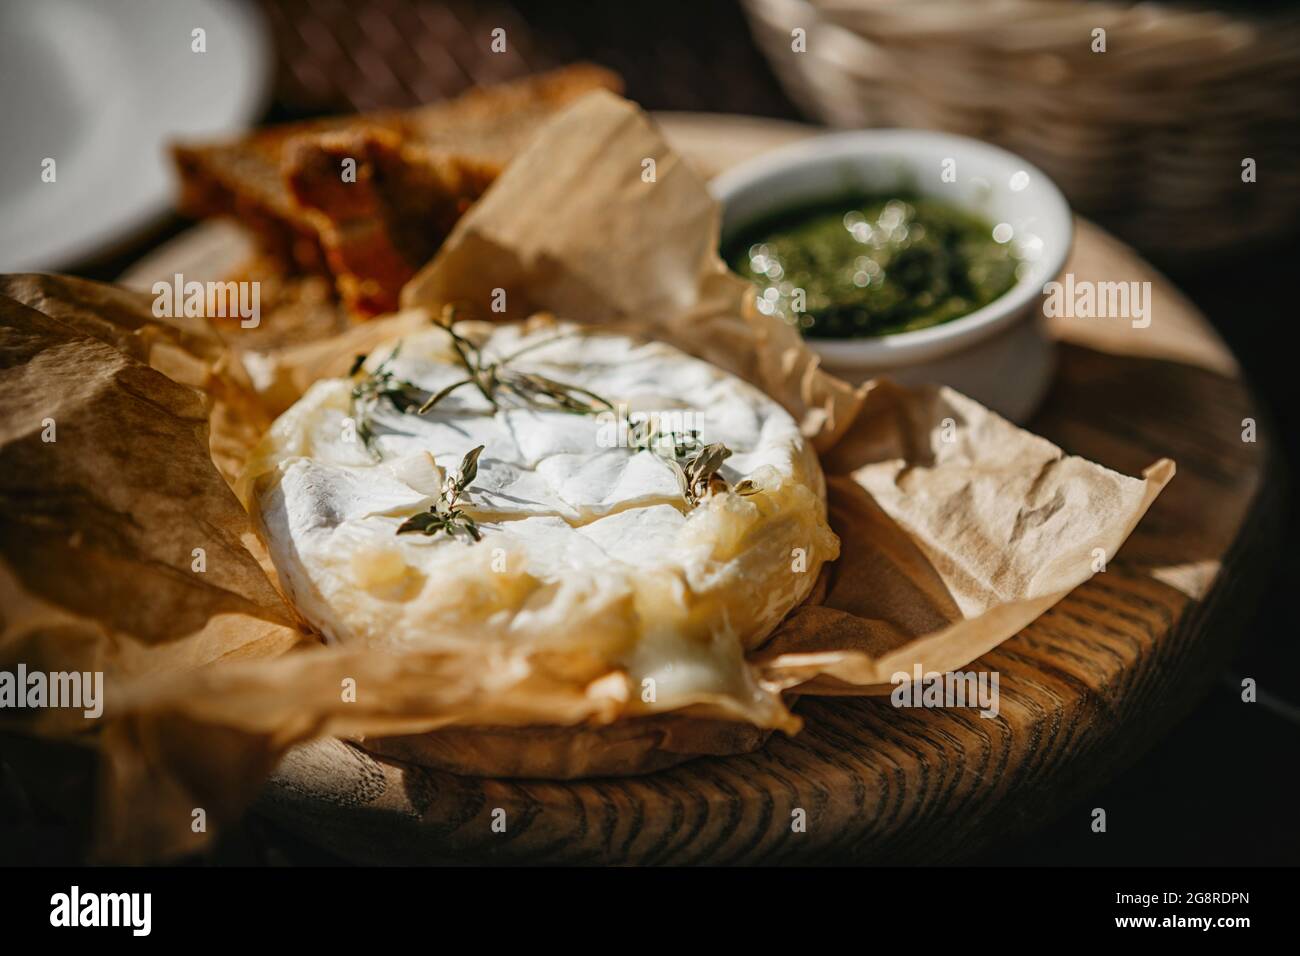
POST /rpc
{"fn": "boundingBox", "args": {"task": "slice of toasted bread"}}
[173,64,622,315]
[282,126,497,315]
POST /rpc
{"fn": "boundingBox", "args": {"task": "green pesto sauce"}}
[723,193,1020,338]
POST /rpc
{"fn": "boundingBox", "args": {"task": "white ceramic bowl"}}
[711,129,1073,422]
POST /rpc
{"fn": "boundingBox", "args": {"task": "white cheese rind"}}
[244,319,839,728]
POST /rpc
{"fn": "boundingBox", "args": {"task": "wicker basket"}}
[743,0,1300,255]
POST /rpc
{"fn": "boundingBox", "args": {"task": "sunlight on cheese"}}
[383,450,444,497]
[349,544,411,590]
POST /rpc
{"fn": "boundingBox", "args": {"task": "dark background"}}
[4,0,1296,866]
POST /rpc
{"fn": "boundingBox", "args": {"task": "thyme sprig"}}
[396,445,485,542]
[349,343,428,457]
[671,441,733,507]
[349,309,760,514]
[347,310,612,458]
[629,419,702,460]
[417,306,614,416]
[627,420,758,507]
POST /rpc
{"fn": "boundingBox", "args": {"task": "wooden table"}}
[137,115,1280,864]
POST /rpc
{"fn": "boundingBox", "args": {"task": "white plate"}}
[0,0,271,271]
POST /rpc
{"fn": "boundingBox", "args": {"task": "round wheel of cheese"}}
[243,316,838,732]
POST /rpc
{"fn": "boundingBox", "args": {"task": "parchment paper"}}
[0,93,1170,860]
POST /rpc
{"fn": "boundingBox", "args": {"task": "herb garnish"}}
[417,306,614,416]
[351,310,758,512]
[349,343,427,457]
[348,310,614,459]
[672,441,734,507]
[396,446,485,542]
[627,420,758,507]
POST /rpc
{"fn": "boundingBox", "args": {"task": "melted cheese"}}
[242,318,839,728]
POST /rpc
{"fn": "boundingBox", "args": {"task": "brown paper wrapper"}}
[0,94,1170,860]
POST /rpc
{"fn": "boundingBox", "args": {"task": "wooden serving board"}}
[132,114,1279,864]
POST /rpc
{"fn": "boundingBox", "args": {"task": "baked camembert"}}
[241,315,838,730]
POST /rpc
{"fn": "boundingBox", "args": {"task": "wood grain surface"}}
[143,115,1279,864]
